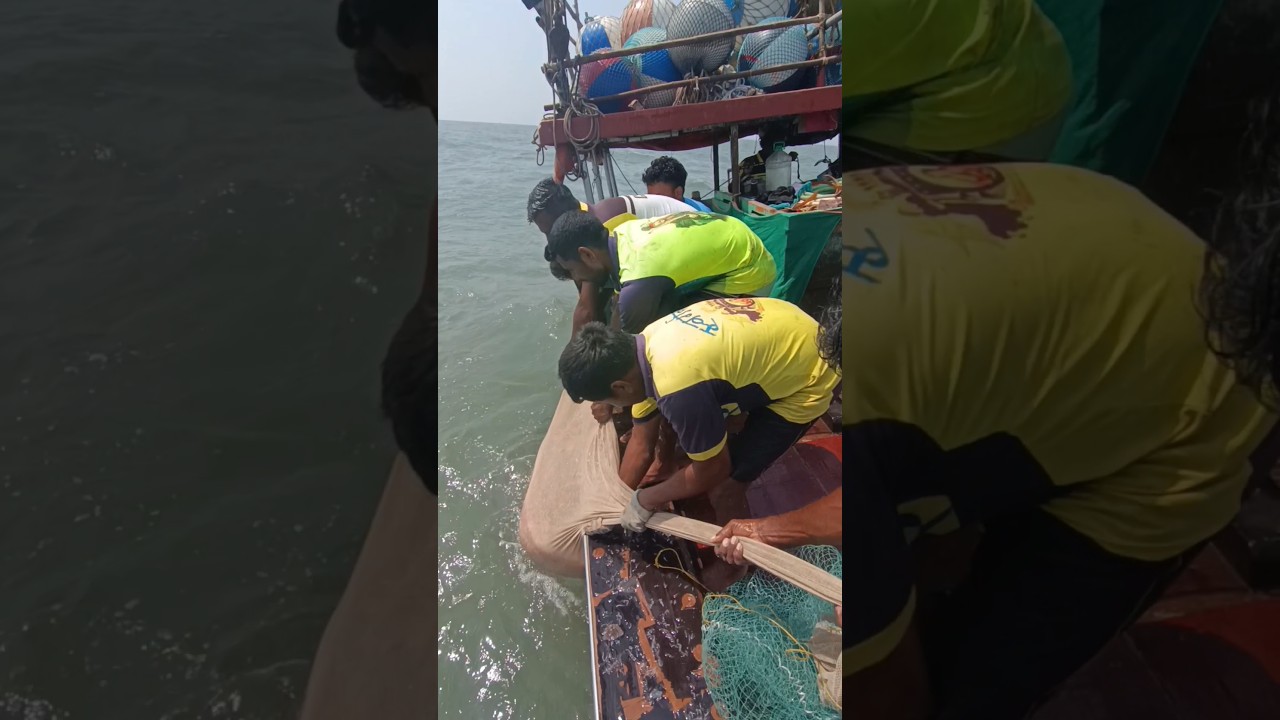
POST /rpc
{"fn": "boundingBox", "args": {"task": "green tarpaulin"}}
[723,208,840,305]
[1037,0,1223,184]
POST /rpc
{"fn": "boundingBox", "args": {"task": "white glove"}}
[620,490,655,532]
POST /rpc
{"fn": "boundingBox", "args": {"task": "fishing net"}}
[701,545,842,720]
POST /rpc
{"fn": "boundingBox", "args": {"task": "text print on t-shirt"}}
[845,227,888,283]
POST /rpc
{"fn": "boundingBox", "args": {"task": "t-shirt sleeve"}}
[618,277,677,333]
[603,213,637,232]
[631,398,659,422]
[658,382,727,461]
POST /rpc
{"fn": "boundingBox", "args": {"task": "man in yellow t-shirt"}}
[557,298,839,586]
[844,0,1072,161]
[547,210,777,333]
[838,162,1276,718]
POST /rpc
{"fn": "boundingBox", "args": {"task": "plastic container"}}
[765,142,792,191]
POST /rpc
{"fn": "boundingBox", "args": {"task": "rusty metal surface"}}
[586,528,717,720]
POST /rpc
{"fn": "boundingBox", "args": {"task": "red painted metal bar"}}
[536,86,840,152]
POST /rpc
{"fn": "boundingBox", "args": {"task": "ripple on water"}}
[0,694,63,720]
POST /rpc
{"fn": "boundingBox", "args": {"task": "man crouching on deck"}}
[556,297,838,588]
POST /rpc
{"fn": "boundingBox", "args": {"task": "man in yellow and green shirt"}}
[557,297,838,585]
[836,162,1275,718]
[547,209,777,333]
[526,178,694,335]
[844,0,1073,161]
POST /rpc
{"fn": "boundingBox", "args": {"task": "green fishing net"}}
[701,545,842,720]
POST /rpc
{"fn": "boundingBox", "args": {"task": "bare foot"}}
[701,558,748,592]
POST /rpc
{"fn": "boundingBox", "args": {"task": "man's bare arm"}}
[638,449,731,508]
[572,280,608,336]
[618,417,659,490]
[755,488,843,549]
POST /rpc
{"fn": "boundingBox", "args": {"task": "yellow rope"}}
[703,594,816,663]
[653,547,710,594]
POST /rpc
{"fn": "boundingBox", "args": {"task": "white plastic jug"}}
[765,142,792,191]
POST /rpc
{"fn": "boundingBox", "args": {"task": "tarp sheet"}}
[1037,0,1223,184]
[709,195,840,305]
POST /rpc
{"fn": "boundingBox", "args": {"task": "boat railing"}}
[533,1,841,116]
[524,0,841,205]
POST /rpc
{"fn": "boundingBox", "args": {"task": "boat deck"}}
[584,418,841,720]
[1036,544,1280,719]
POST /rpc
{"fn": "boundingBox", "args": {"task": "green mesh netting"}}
[701,545,842,720]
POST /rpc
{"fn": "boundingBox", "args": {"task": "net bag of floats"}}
[702,545,843,719]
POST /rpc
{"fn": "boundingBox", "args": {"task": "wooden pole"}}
[544,14,825,72]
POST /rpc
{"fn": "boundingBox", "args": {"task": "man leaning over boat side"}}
[821,162,1273,719]
[297,2,435,718]
[527,179,693,426]
[557,297,839,590]
[526,178,691,332]
[546,210,776,336]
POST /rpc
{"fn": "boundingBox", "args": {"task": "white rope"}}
[605,511,844,606]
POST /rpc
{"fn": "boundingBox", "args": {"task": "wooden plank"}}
[586,528,718,720]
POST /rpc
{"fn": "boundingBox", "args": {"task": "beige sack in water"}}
[518,391,632,577]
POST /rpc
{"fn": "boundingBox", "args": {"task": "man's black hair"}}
[381,303,437,492]
[1202,91,1280,408]
[558,322,638,402]
[336,0,435,115]
[817,276,840,371]
[642,156,688,189]
[547,210,608,262]
[527,177,580,223]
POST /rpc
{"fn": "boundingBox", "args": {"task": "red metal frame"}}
[537,86,840,153]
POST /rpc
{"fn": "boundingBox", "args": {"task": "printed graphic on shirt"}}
[706,297,764,322]
[639,210,726,232]
[844,228,890,284]
[849,165,1033,241]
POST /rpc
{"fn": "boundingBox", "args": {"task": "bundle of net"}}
[701,544,842,720]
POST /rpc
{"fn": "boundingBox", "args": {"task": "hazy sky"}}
[438,0,632,126]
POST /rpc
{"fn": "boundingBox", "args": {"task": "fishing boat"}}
[519,1,844,717]
[518,2,1280,718]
